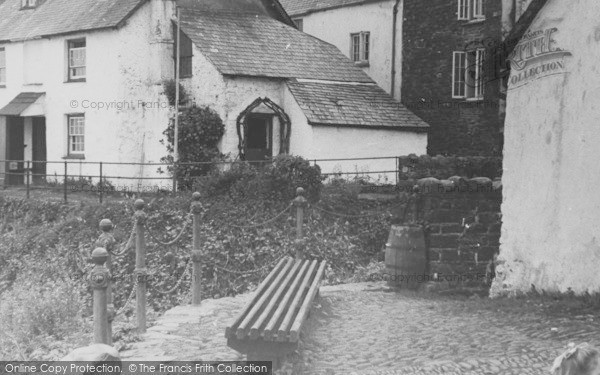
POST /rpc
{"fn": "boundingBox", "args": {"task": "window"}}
[458,0,485,20]
[452,49,485,99]
[21,0,37,9]
[452,52,466,98]
[0,47,5,86]
[68,39,86,81]
[293,18,303,32]
[350,31,370,64]
[68,115,85,154]
[174,30,193,78]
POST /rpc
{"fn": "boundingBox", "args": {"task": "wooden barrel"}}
[384,225,426,288]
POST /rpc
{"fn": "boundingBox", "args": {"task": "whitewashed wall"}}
[0,0,175,190]
[298,0,402,99]
[492,0,600,296]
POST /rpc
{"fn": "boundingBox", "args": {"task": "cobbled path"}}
[284,283,599,375]
[120,282,600,375]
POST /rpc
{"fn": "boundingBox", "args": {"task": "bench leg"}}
[247,349,283,370]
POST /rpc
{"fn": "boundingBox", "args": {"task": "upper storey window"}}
[458,0,485,21]
[21,0,38,9]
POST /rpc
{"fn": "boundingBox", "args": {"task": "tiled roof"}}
[0,0,146,42]
[177,0,295,26]
[287,82,429,130]
[179,9,373,83]
[279,0,385,17]
[0,92,44,116]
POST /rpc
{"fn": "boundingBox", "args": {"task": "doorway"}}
[6,116,24,186]
[245,114,273,162]
[31,117,47,185]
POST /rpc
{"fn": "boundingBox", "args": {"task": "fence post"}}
[99,162,103,204]
[293,187,307,259]
[133,199,148,333]
[26,160,30,199]
[96,219,116,345]
[191,192,203,305]
[89,247,110,344]
[63,161,68,203]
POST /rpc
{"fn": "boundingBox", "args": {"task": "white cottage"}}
[492,0,600,295]
[0,0,428,188]
[279,0,402,100]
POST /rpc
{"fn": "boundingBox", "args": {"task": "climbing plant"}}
[160,105,225,190]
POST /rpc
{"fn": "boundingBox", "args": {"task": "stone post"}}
[191,192,203,305]
[96,219,116,345]
[89,248,111,344]
[133,199,148,333]
[293,187,308,259]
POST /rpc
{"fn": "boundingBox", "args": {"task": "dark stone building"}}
[402,0,504,156]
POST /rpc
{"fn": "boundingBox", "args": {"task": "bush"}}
[160,106,225,190]
[198,155,323,203]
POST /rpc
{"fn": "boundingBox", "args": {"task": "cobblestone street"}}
[121,282,600,374]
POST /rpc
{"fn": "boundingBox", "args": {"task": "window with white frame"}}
[68,39,86,81]
[0,47,5,85]
[68,115,85,154]
[350,31,370,63]
[458,0,485,20]
[21,0,37,8]
[452,49,485,99]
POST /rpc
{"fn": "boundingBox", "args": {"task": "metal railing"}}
[88,188,310,344]
[0,156,403,203]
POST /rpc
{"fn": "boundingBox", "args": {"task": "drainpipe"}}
[391,0,401,99]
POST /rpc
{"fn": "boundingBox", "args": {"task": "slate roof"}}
[279,0,386,17]
[177,0,295,26]
[287,82,429,130]
[179,9,373,82]
[0,92,44,116]
[0,0,146,42]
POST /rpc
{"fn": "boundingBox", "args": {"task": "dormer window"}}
[21,0,37,9]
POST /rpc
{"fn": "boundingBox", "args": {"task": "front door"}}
[245,114,273,162]
[6,116,24,186]
[31,117,47,185]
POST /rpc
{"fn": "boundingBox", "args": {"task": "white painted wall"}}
[297,0,402,99]
[184,46,426,177]
[0,0,175,190]
[491,0,600,296]
[310,125,426,182]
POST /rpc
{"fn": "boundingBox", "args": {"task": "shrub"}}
[162,79,188,107]
[160,106,225,190]
[198,155,323,203]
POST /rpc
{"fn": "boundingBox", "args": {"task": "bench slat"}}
[276,259,318,342]
[236,257,295,339]
[289,260,327,342]
[249,259,303,340]
[224,257,289,338]
[262,260,310,341]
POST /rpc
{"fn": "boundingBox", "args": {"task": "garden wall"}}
[383,155,503,284]
[416,181,502,279]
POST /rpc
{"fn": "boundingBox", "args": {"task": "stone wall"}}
[401,0,503,156]
[386,172,502,286]
[417,181,502,279]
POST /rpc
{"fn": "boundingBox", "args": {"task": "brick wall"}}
[401,0,503,156]
[420,187,502,279]
[385,176,502,286]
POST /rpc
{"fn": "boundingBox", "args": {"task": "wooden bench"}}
[225,256,327,367]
